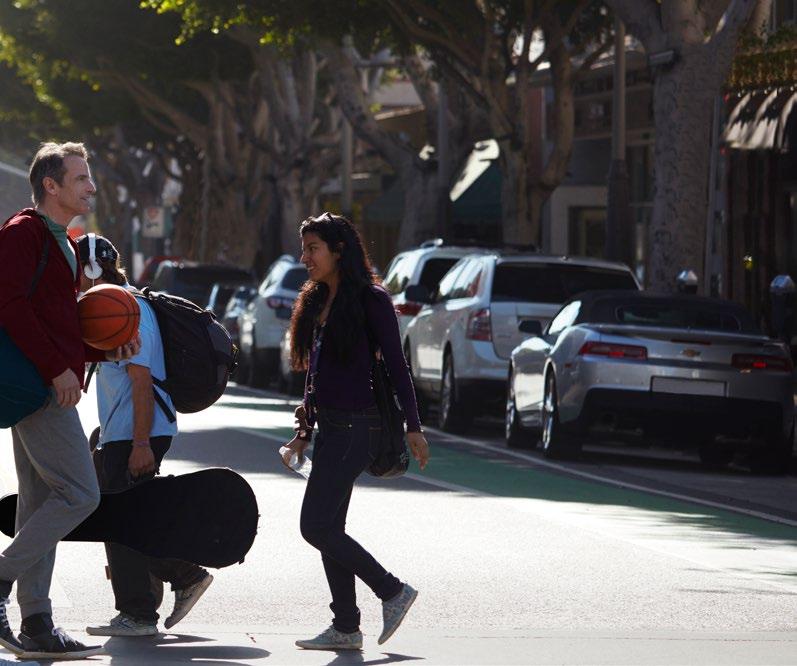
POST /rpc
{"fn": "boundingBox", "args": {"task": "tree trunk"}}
[647,45,717,291]
[397,165,439,249]
[276,169,319,257]
[499,148,538,246]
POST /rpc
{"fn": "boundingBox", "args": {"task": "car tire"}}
[248,347,269,389]
[404,343,429,424]
[235,351,251,386]
[697,438,734,469]
[541,373,579,460]
[505,367,527,448]
[438,352,470,433]
[750,421,794,475]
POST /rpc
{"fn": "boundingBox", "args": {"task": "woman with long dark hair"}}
[282,212,430,651]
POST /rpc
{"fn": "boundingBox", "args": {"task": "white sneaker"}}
[86,613,158,637]
[164,574,213,629]
[295,626,363,650]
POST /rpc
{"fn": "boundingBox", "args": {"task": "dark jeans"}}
[300,406,403,634]
[92,437,207,623]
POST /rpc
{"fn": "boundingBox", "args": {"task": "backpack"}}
[88,287,238,421]
[137,288,238,420]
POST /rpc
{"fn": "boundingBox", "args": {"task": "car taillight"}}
[578,341,647,360]
[395,302,423,317]
[266,297,294,310]
[466,308,492,341]
[732,354,793,372]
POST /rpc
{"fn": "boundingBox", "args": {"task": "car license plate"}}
[650,377,726,397]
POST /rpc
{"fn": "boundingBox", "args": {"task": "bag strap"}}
[152,378,176,423]
[29,232,50,298]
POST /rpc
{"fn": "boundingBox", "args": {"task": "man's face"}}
[43,155,96,219]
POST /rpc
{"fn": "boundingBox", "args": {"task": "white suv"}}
[238,255,308,387]
[404,253,640,432]
[383,240,482,338]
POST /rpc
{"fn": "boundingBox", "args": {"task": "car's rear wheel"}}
[505,367,526,448]
[750,421,794,475]
[438,352,470,433]
[697,438,734,469]
[541,373,579,459]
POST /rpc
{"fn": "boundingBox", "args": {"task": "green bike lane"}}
[207,390,797,597]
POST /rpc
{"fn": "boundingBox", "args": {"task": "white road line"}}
[421,424,797,527]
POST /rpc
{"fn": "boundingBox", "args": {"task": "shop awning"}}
[723,88,797,151]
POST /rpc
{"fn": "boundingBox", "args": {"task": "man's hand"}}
[106,334,142,362]
[52,368,82,408]
[128,444,156,478]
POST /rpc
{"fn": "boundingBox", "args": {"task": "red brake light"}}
[579,341,647,360]
[731,354,793,372]
[466,308,492,341]
[395,302,423,317]
[266,297,293,309]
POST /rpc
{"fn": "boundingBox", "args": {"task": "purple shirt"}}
[303,284,421,433]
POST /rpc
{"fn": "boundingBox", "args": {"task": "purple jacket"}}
[302,284,421,434]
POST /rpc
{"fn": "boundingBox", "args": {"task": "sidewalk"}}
[5,624,795,665]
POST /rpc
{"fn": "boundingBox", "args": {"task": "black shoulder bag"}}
[363,308,410,479]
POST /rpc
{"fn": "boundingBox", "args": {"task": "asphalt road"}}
[0,383,794,665]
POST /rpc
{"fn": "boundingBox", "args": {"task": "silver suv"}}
[383,240,484,338]
[404,253,640,432]
[238,255,308,387]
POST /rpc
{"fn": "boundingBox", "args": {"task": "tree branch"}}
[604,0,667,52]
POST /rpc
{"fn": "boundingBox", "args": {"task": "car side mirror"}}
[405,284,433,304]
[518,319,543,336]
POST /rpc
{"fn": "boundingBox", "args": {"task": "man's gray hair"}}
[28,142,89,206]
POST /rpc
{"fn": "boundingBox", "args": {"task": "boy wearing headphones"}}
[75,234,213,638]
[0,142,140,660]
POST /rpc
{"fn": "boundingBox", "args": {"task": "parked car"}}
[238,255,308,387]
[383,240,481,338]
[136,254,181,287]
[404,253,640,432]
[505,290,794,473]
[206,282,251,318]
[220,284,258,350]
[150,261,253,306]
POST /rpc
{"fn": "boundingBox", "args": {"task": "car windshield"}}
[160,267,252,304]
[491,264,637,303]
[210,285,236,309]
[280,267,309,292]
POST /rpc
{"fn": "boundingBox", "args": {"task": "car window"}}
[417,257,460,292]
[383,255,413,295]
[280,267,309,292]
[436,261,467,302]
[614,304,746,332]
[449,260,482,300]
[492,264,637,303]
[547,301,582,336]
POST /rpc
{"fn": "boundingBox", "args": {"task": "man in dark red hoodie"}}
[0,142,140,660]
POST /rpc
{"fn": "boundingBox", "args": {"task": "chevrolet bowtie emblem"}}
[680,349,701,358]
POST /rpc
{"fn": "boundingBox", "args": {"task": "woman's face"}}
[301,231,339,284]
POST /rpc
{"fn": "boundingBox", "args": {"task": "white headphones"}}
[83,233,103,280]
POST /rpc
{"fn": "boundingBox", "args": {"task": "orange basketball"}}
[78,284,141,351]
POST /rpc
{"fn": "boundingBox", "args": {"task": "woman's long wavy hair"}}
[289,212,378,371]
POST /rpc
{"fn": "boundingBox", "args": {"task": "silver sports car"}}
[506,290,794,472]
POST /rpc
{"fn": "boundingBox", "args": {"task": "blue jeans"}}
[300,405,402,633]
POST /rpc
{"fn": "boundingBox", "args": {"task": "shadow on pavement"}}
[321,651,424,665]
[103,633,269,664]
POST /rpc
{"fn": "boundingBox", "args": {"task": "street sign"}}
[142,206,165,238]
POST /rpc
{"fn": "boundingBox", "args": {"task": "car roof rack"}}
[419,237,537,252]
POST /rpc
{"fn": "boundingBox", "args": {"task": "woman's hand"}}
[281,435,310,468]
[407,431,430,471]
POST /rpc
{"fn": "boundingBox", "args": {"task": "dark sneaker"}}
[295,625,363,650]
[378,583,418,645]
[164,573,213,629]
[19,626,103,660]
[0,596,22,655]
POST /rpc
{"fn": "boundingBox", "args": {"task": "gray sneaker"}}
[86,613,158,637]
[378,583,418,645]
[295,626,363,650]
[164,574,213,629]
